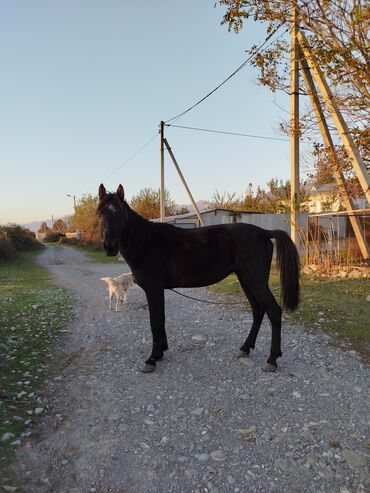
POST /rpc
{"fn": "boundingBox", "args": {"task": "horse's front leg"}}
[142,288,168,373]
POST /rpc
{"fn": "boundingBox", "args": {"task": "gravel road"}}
[11,245,369,493]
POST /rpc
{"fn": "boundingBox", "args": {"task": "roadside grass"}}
[83,248,124,263]
[71,244,123,264]
[49,241,123,264]
[0,251,75,461]
[211,271,369,361]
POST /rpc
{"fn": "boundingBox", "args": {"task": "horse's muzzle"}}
[103,242,118,256]
[106,249,118,257]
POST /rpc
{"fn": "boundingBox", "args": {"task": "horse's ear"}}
[98,184,106,200]
[116,184,125,202]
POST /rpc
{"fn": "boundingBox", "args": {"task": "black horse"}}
[97,184,300,373]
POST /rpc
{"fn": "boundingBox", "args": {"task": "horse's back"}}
[154,221,273,257]
[144,221,273,288]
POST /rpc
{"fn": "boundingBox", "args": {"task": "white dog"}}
[100,272,135,311]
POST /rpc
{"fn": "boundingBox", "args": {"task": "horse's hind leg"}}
[142,289,168,373]
[264,290,282,371]
[236,278,265,358]
[243,283,282,371]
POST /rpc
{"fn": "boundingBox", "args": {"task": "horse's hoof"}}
[263,363,277,373]
[141,363,156,373]
[236,350,249,359]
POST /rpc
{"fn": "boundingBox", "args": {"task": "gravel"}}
[9,245,369,493]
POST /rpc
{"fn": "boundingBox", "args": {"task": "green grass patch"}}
[83,248,124,263]
[211,271,369,360]
[0,251,75,460]
[51,241,123,263]
[68,244,123,264]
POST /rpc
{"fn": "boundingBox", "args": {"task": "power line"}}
[102,132,159,180]
[84,23,288,195]
[165,22,288,125]
[165,123,289,142]
[85,132,159,193]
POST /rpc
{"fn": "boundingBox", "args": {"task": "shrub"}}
[0,225,42,260]
[58,237,80,246]
[59,237,103,250]
[44,231,66,243]
[72,195,101,243]
[0,228,12,259]
[4,225,39,250]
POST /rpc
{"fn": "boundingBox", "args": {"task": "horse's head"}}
[97,184,126,256]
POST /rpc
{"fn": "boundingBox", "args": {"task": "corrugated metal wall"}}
[169,209,309,234]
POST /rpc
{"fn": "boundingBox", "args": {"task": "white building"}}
[304,182,368,213]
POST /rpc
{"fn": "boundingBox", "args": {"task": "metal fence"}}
[305,210,370,266]
[160,208,370,265]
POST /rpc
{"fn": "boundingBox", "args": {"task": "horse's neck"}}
[120,206,152,265]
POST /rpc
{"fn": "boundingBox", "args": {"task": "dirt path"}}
[10,245,369,493]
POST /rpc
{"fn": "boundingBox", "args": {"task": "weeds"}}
[0,252,75,461]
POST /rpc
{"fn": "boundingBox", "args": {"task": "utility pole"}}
[163,138,205,226]
[299,50,369,259]
[290,3,300,246]
[67,194,76,211]
[298,30,370,204]
[160,121,165,222]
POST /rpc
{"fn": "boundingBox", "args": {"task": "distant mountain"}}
[175,200,213,214]
[21,220,53,233]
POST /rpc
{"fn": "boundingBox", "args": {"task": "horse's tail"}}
[268,230,300,312]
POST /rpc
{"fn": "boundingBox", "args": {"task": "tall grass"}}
[302,213,370,274]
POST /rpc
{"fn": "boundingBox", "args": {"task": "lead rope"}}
[169,286,280,305]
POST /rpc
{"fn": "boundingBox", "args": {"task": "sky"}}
[0,0,300,225]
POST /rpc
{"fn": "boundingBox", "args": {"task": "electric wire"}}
[169,285,280,305]
[169,289,248,305]
[84,132,159,193]
[165,22,288,125]
[165,124,289,142]
[85,22,289,194]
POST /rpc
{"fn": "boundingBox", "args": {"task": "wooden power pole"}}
[163,138,205,226]
[160,121,165,222]
[299,50,370,259]
[298,30,370,205]
[290,4,300,246]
